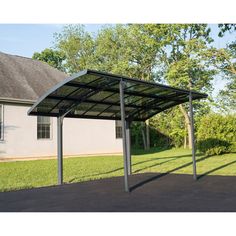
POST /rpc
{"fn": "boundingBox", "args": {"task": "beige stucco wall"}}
[0,104,122,159]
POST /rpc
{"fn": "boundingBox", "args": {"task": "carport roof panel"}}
[28,69,208,121]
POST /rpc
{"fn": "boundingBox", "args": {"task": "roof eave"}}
[0,97,35,106]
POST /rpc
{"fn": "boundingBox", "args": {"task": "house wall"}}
[0,104,122,159]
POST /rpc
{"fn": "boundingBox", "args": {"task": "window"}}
[115,120,122,139]
[0,105,3,140]
[37,116,51,139]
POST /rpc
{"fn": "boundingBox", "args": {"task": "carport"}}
[28,69,207,192]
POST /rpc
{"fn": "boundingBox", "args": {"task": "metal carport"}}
[28,69,207,192]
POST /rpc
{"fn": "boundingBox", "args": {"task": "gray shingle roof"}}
[0,52,67,102]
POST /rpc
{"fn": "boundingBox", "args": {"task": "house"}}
[0,52,122,159]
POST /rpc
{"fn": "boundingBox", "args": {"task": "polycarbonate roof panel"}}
[28,69,208,121]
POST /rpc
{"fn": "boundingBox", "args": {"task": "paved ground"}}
[1,172,236,212]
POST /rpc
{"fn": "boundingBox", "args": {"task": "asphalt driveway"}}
[1,173,236,212]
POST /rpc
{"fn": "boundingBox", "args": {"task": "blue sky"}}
[0,24,234,58]
[0,24,234,95]
[0,24,102,57]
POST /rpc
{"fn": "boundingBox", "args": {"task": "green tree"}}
[53,24,159,149]
[155,24,216,149]
[219,80,236,112]
[204,25,236,112]
[217,45,236,112]
[32,48,66,72]
[217,25,236,112]
[218,24,236,37]
[124,24,164,150]
[49,24,222,150]
[94,24,164,149]
[150,107,186,147]
[53,25,96,74]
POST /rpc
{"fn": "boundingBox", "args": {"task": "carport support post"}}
[189,91,197,180]
[126,120,132,175]
[119,80,129,192]
[57,116,63,185]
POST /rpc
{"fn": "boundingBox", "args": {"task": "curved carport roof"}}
[28,69,207,121]
[28,69,207,192]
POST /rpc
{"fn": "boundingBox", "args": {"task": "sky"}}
[0,24,235,96]
[0,24,101,57]
[0,24,234,58]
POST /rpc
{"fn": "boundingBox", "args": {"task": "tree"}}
[215,44,236,112]
[124,24,164,150]
[47,24,222,150]
[53,24,159,149]
[94,24,164,150]
[218,24,236,37]
[217,25,236,112]
[92,25,133,74]
[204,24,236,112]
[219,81,236,112]
[32,48,66,72]
[53,25,96,74]
[150,107,186,148]
[155,24,216,149]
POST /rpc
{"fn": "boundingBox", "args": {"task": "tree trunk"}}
[135,132,139,147]
[141,129,147,150]
[179,104,192,149]
[183,123,187,148]
[141,73,151,151]
[184,133,187,149]
[187,122,192,149]
[145,119,150,150]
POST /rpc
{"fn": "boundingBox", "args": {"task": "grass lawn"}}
[1,148,236,192]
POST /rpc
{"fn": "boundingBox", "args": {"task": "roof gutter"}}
[0,97,35,106]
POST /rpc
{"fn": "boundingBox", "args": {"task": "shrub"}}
[197,114,236,156]
[197,138,232,156]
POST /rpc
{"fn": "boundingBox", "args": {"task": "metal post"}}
[189,91,197,180]
[57,116,63,185]
[126,120,132,175]
[119,80,129,192]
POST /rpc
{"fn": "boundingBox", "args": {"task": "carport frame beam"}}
[189,91,197,180]
[57,116,63,185]
[119,80,130,192]
[126,120,132,175]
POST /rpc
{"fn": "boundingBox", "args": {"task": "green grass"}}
[1,148,236,192]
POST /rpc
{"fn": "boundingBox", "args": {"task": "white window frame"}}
[115,120,122,139]
[37,116,52,140]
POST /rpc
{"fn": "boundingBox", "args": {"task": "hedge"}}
[197,113,236,155]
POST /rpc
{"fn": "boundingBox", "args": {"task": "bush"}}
[150,110,186,148]
[197,138,232,156]
[197,114,236,156]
